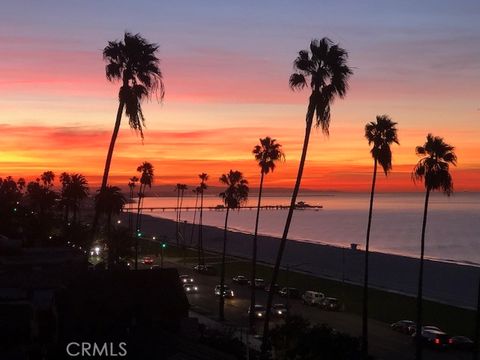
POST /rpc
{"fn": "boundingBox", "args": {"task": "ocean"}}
[134,192,480,266]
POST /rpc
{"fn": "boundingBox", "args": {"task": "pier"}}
[131,204,323,212]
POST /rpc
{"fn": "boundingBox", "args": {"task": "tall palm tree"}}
[412,134,456,360]
[361,115,399,358]
[60,172,72,224]
[249,137,284,332]
[128,176,139,232]
[197,173,208,265]
[189,186,201,246]
[100,32,164,191]
[134,161,155,270]
[218,170,249,321]
[67,174,89,224]
[94,185,126,265]
[261,38,352,355]
[92,32,164,238]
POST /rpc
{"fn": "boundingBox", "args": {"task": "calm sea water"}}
[135,192,480,266]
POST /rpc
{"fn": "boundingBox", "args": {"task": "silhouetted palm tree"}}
[60,172,72,224]
[92,32,164,238]
[218,170,249,321]
[197,173,208,265]
[412,134,456,360]
[128,176,139,232]
[361,115,399,358]
[100,32,164,191]
[178,184,188,246]
[134,161,154,270]
[262,38,352,355]
[189,186,201,246]
[94,185,126,265]
[40,171,55,188]
[249,137,284,332]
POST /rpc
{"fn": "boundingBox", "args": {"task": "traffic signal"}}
[161,243,167,249]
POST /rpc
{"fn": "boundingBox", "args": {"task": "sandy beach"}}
[131,213,480,309]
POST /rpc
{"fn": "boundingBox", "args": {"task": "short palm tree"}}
[218,170,249,321]
[412,134,456,360]
[197,173,208,265]
[67,174,89,224]
[361,115,399,358]
[262,38,352,355]
[134,161,155,270]
[128,176,139,232]
[189,186,201,246]
[94,185,126,265]
[249,137,284,332]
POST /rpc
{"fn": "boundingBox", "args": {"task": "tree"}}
[361,115,399,358]
[218,170,249,321]
[197,173,208,265]
[134,161,154,270]
[411,134,456,360]
[94,186,126,265]
[249,137,284,332]
[175,183,188,246]
[0,176,24,237]
[189,186,201,246]
[128,176,139,232]
[262,38,352,355]
[64,174,89,224]
[92,32,164,238]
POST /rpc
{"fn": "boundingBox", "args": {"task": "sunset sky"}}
[1,1,479,192]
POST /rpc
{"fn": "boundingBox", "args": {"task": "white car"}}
[302,290,325,306]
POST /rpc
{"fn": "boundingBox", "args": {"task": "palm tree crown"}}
[289,38,352,134]
[95,186,126,216]
[219,170,249,209]
[412,134,457,195]
[137,162,154,189]
[128,176,139,191]
[103,32,165,138]
[252,137,285,174]
[365,115,399,175]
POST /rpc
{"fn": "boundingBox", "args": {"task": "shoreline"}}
[128,213,480,309]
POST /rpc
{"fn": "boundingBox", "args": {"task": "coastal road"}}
[153,258,472,360]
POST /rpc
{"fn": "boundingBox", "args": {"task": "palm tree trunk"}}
[190,193,199,246]
[128,188,133,232]
[219,206,230,321]
[91,99,125,239]
[362,158,378,359]
[107,212,113,267]
[134,184,144,270]
[249,171,265,332]
[261,96,316,356]
[415,187,430,360]
[198,191,205,265]
[176,188,180,246]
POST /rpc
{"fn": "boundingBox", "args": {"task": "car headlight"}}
[194,286,198,291]
[186,288,190,291]
[257,313,262,317]
[278,311,282,314]
[230,291,234,296]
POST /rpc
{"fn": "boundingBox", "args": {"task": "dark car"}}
[408,324,442,336]
[391,320,415,334]
[415,329,449,349]
[214,285,234,298]
[279,287,300,299]
[248,305,266,319]
[266,283,280,293]
[271,304,288,317]
[183,283,199,294]
[232,275,249,285]
[448,336,474,351]
[142,256,154,265]
[248,278,266,289]
[193,264,217,276]
[179,275,195,283]
[321,297,339,311]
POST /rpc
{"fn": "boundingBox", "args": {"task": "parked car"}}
[279,287,301,299]
[183,283,199,293]
[248,305,266,319]
[249,278,266,289]
[179,275,195,283]
[391,320,415,334]
[408,324,442,336]
[214,285,234,298]
[271,304,288,317]
[415,329,449,349]
[232,275,249,285]
[321,297,339,311]
[142,256,154,265]
[301,290,325,305]
[193,264,217,275]
[266,283,280,293]
[150,265,161,270]
[448,336,474,351]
